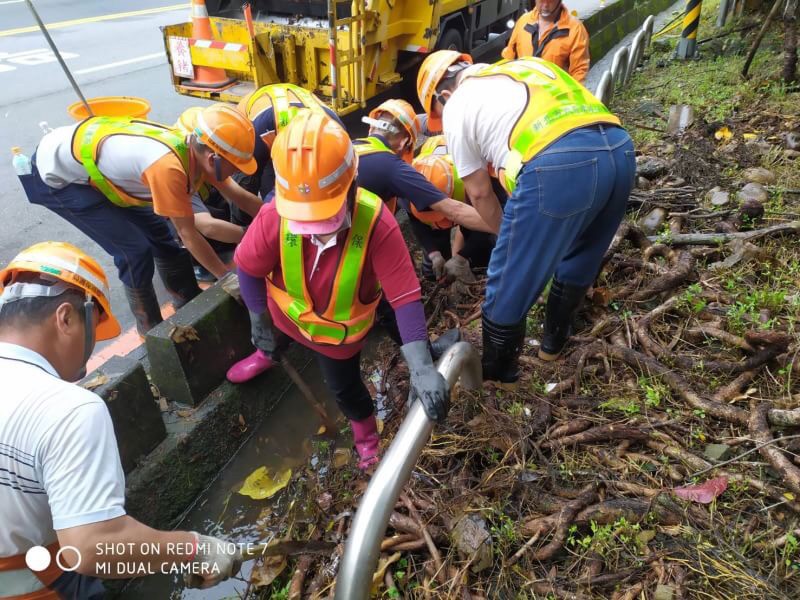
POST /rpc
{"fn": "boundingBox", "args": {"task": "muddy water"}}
[120,358,352,600]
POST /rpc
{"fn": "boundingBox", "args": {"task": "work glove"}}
[429,251,446,280]
[185,532,242,589]
[401,340,450,423]
[444,255,476,284]
[219,271,241,303]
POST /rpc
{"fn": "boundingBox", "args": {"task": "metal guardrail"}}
[335,342,482,600]
[595,14,656,106]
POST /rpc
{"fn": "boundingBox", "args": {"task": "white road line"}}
[73,53,163,75]
[0,0,25,5]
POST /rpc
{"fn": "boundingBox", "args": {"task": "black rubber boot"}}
[481,315,526,387]
[430,328,461,362]
[538,279,589,361]
[123,284,163,337]
[154,253,202,309]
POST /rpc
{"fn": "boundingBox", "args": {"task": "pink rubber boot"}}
[226,349,275,383]
[350,415,380,470]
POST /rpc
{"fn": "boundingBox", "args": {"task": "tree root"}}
[529,484,598,561]
[542,424,648,450]
[749,403,800,495]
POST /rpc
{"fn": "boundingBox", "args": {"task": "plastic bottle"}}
[12,147,32,176]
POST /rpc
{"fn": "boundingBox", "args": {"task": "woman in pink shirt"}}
[227,112,452,469]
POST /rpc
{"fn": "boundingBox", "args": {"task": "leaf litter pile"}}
[242,21,800,600]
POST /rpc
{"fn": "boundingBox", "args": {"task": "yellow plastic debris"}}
[743,133,758,140]
[239,466,292,500]
[714,126,733,141]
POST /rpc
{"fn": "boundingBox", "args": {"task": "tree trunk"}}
[785,0,799,84]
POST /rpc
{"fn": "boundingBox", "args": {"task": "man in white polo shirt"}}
[0,242,240,599]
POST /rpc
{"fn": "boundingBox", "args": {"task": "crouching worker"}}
[410,153,497,283]
[226,111,449,469]
[0,243,240,598]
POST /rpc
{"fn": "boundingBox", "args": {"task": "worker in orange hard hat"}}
[174,107,258,281]
[417,50,633,389]
[239,83,345,200]
[17,103,258,336]
[502,0,590,83]
[409,153,497,283]
[0,242,241,598]
[227,111,451,470]
[353,98,493,284]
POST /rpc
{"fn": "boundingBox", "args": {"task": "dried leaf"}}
[82,373,108,390]
[239,414,247,428]
[239,466,292,500]
[714,126,733,141]
[249,552,286,588]
[333,448,352,469]
[742,133,758,140]
[376,417,384,435]
[674,476,728,504]
[159,397,169,412]
[371,552,401,594]
[784,492,796,501]
[317,425,327,435]
[169,324,200,344]
[176,409,194,418]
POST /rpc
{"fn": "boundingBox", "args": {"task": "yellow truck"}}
[161,0,525,115]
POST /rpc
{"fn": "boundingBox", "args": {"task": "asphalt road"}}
[0,0,205,346]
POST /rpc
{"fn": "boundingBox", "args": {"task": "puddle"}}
[120,358,349,599]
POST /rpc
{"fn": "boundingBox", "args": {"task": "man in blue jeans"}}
[417,51,635,386]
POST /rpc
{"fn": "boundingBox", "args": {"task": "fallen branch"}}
[288,555,314,600]
[749,403,800,495]
[542,424,648,450]
[400,494,446,585]
[630,250,695,301]
[741,0,787,78]
[280,357,338,437]
[646,221,800,246]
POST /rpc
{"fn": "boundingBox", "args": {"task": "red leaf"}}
[673,476,728,504]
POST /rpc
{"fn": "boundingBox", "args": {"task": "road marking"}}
[0,48,78,72]
[73,52,163,75]
[0,3,189,37]
[0,0,25,5]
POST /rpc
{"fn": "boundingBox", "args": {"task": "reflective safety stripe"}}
[195,111,250,160]
[192,3,209,18]
[73,117,189,208]
[246,83,326,125]
[353,136,392,156]
[319,145,355,189]
[4,251,109,298]
[468,57,620,193]
[269,189,383,345]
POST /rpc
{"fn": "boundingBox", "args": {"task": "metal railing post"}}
[676,0,703,59]
[595,70,613,105]
[610,46,629,90]
[335,342,482,600]
[625,30,645,83]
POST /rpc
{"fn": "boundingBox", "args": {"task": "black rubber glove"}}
[401,340,450,423]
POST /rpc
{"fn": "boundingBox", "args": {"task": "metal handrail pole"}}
[643,15,655,48]
[335,342,482,600]
[626,31,645,84]
[595,70,613,105]
[610,46,629,90]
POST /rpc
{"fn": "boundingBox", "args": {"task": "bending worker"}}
[238,83,344,199]
[409,154,496,282]
[18,104,257,336]
[502,0,590,83]
[354,99,494,280]
[0,242,240,598]
[228,111,449,469]
[417,51,635,385]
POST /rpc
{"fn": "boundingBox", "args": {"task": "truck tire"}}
[436,28,464,52]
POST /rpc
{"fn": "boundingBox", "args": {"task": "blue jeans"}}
[483,124,635,325]
[20,160,184,289]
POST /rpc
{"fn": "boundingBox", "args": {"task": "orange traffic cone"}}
[182,0,235,91]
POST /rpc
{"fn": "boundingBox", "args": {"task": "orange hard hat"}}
[0,242,121,341]
[272,110,357,222]
[416,50,473,133]
[174,106,203,134]
[368,99,421,144]
[194,103,257,175]
[410,154,463,229]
